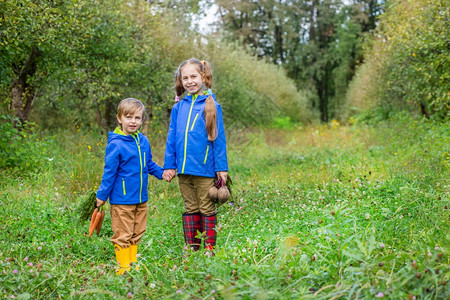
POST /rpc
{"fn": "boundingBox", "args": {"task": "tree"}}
[212,0,385,121]
[0,0,177,128]
[0,0,88,123]
[346,0,449,119]
[213,0,344,121]
[349,0,384,33]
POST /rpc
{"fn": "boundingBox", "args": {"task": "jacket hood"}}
[107,127,141,143]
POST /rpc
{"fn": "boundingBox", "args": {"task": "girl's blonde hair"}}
[117,98,145,120]
[175,58,217,141]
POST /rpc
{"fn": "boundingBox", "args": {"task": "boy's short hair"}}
[117,98,145,119]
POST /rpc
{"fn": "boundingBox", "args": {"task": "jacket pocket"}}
[190,113,199,131]
[122,178,126,195]
[203,145,209,164]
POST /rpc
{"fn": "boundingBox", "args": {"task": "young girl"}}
[96,98,171,274]
[164,58,228,253]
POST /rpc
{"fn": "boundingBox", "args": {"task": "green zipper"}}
[190,113,199,131]
[131,134,143,203]
[182,95,197,174]
[122,178,126,195]
[203,145,209,164]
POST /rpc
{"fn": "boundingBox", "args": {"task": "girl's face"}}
[180,64,204,95]
[117,109,144,135]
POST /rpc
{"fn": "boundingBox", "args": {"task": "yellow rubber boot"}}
[114,245,131,275]
[130,244,139,271]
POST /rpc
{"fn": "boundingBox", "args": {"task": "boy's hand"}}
[96,198,106,207]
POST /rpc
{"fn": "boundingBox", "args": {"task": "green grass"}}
[0,116,448,299]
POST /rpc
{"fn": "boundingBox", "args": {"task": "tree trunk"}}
[94,97,115,131]
[95,98,106,130]
[309,0,318,42]
[420,102,430,119]
[274,24,284,63]
[11,46,40,124]
[104,97,114,130]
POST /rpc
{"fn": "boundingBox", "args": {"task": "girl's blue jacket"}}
[97,127,163,205]
[164,93,228,177]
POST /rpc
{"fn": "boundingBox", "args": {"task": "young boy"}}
[96,98,171,274]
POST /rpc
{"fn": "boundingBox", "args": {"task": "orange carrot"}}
[96,211,106,235]
[88,208,99,237]
[89,210,102,238]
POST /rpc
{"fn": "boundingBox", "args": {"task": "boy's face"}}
[117,109,144,135]
[181,63,205,95]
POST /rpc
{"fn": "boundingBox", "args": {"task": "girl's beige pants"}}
[178,174,215,215]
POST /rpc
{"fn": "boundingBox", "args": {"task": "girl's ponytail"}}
[201,60,217,141]
[204,95,217,141]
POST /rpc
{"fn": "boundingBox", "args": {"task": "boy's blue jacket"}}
[164,93,228,177]
[97,128,163,205]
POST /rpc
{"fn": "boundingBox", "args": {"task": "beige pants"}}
[110,202,147,248]
[178,175,216,215]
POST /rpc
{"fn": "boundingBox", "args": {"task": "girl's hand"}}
[162,170,171,182]
[216,171,228,184]
[163,169,176,182]
[96,198,106,207]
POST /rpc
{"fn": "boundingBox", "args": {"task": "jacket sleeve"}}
[96,143,120,201]
[163,103,178,170]
[213,103,229,172]
[147,145,164,180]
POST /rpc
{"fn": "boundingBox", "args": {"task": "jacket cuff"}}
[96,191,109,202]
[155,167,164,180]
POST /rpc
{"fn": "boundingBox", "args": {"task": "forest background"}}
[0,0,449,299]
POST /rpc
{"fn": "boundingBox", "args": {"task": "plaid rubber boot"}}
[201,213,217,251]
[182,212,202,251]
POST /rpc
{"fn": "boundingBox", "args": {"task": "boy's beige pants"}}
[110,202,147,248]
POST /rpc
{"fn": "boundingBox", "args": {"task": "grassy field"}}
[0,115,449,299]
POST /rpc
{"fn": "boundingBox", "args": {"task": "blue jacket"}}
[97,127,163,205]
[164,93,228,177]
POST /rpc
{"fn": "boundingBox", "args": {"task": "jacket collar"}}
[183,92,211,102]
[113,127,139,136]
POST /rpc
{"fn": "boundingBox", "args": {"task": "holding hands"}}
[163,169,176,182]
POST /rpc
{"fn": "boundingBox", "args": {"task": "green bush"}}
[206,42,318,127]
[0,115,53,174]
[346,0,449,120]
[271,116,296,130]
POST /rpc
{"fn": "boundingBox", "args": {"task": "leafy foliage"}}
[0,0,92,121]
[213,0,385,121]
[1,0,317,130]
[0,115,53,174]
[346,0,449,120]
[206,42,317,127]
[27,1,178,130]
